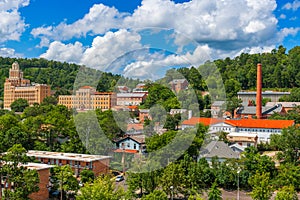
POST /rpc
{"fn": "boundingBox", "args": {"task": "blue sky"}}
[0,0,300,79]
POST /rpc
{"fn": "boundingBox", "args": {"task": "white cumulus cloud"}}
[40,41,84,63]
[0,47,22,58]
[0,0,29,42]
[31,4,128,47]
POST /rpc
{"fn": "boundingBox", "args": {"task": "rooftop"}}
[200,141,239,159]
[27,150,111,162]
[237,91,290,95]
[266,102,300,108]
[182,117,295,129]
[24,162,54,171]
[182,117,224,126]
[117,93,147,98]
[226,119,294,129]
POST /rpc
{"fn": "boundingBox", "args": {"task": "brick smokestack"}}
[256,63,262,119]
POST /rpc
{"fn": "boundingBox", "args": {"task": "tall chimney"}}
[256,63,262,119]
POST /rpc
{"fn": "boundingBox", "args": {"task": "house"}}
[229,143,246,154]
[198,141,239,163]
[227,132,258,148]
[169,79,188,93]
[126,123,144,135]
[115,135,146,153]
[27,151,111,177]
[211,101,225,118]
[117,86,130,93]
[139,109,151,123]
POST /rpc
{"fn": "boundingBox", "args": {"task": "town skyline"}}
[1,0,300,80]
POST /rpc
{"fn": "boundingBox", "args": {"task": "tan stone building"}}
[3,62,51,109]
[58,86,117,110]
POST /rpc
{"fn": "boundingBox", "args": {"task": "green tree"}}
[51,165,79,200]
[77,175,127,200]
[208,182,222,200]
[275,185,298,200]
[80,169,95,183]
[275,164,300,191]
[1,144,39,200]
[160,162,184,198]
[270,126,300,164]
[141,190,168,200]
[249,172,273,200]
[10,98,29,112]
[41,96,58,105]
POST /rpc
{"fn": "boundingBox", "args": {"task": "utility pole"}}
[237,167,241,200]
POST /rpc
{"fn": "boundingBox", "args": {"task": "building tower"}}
[3,62,51,110]
[256,63,262,119]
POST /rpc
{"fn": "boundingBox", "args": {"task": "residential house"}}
[169,79,188,93]
[198,141,239,163]
[115,135,146,154]
[227,132,258,148]
[211,101,225,118]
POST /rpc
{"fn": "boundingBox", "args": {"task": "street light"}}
[237,167,241,200]
[170,186,174,200]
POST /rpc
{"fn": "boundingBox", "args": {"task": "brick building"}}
[26,163,53,200]
[3,62,51,109]
[116,92,147,106]
[169,79,188,93]
[58,86,117,110]
[27,151,111,177]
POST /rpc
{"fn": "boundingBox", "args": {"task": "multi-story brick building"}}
[26,163,53,200]
[3,62,51,109]
[116,92,147,106]
[58,86,117,110]
[169,79,188,93]
[27,150,111,177]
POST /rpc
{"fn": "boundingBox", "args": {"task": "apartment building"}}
[116,92,147,106]
[27,150,111,177]
[58,86,117,110]
[3,62,51,109]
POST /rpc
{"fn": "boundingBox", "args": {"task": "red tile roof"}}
[182,117,295,129]
[114,149,139,154]
[225,119,294,129]
[128,105,138,109]
[182,117,224,126]
[127,123,144,131]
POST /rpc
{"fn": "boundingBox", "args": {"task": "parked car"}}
[115,175,124,182]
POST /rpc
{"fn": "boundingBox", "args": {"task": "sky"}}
[0,0,300,79]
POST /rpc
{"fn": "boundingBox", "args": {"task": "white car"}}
[115,175,124,182]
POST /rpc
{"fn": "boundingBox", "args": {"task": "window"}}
[127,143,130,148]
[134,143,136,149]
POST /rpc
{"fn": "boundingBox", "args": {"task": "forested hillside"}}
[0,45,299,99]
